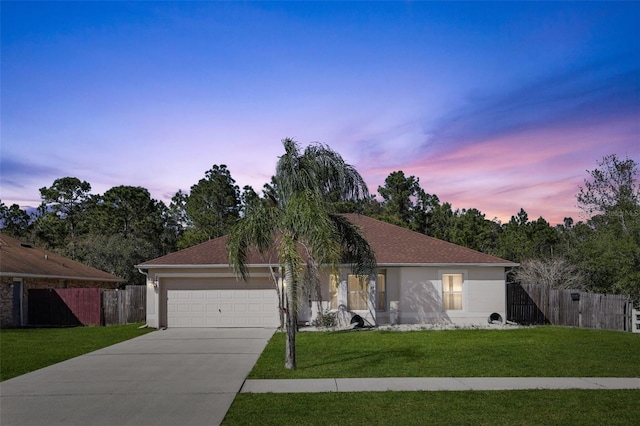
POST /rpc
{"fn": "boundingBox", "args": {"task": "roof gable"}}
[0,234,123,282]
[139,214,515,267]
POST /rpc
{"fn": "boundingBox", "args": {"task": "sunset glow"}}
[2,1,638,225]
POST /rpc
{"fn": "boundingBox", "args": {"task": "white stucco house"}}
[137,214,517,329]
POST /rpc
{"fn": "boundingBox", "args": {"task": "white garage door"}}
[167,289,279,328]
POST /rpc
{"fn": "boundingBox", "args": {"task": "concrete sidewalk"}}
[241,377,640,393]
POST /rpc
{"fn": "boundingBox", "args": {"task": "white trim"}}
[153,272,272,278]
[439,269,469,313]
[135,263,274,269]
[376,270,387,312]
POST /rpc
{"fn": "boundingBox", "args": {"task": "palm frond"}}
[226,231,250,280]
[330,214,377,276]
[303,143,370,201]
[283,190,342,265]
[227,196,279,280]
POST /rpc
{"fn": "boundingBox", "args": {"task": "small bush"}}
[311,309,337,328]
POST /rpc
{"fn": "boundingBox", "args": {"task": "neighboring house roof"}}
[0,234,123,282]
[139,213,516,268]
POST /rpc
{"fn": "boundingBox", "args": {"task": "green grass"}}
[223,390,640,425]
[234,327,640,425]
[249,327,640,378]
[0,323,155,381]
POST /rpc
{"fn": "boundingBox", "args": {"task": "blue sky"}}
[2,1,639,225]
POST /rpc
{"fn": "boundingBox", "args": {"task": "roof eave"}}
[136,262,518,269]
[375,262,519,268]
[0,272,124,282]
[135,263,277,269]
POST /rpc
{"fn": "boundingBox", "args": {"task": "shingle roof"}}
[0,234,124,282]
[139,235,276,266]
[139,214,515,267]
[341,214,514,265]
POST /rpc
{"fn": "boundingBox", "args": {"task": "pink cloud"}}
[358,117,638,225]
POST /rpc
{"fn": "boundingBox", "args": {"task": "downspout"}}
[137,267,158,291]
[137,268,149,280]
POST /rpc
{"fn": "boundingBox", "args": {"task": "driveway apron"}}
[0,328,275,426]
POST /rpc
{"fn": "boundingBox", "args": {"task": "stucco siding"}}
[397,267,445,324]
[145,264,507,328]
[466,278,504,312]
[146,281,158,328]
[394,266,505,325]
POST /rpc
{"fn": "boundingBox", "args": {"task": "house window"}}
[347,275,368,310]
[442,273,463,311]
[377,273,386,311]
[330,273,385,311]
[329,275,339,309]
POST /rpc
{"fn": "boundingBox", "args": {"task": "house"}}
[0,234,123,327]
[137,214,518,329]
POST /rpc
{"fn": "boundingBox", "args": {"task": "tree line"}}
[1,153,638,302]
[355,154,639,303]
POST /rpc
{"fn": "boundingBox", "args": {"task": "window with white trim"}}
[377,273,386,311]
[347,275,368,310]
[330,273,386,311]
[442,273,463,311]
[329,275,339,309]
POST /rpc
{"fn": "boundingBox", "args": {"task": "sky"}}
[1,1,639,226]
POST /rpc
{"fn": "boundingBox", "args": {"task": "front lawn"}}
[224,389,640,425]
[228,327,640,425]
[249,326,640,378]
[0,323,155,381]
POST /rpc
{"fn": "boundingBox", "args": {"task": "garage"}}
[167,289,279,327]
[136,234,284,328]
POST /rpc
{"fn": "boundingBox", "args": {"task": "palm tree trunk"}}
[284,261,297,370]
[268,266,285,330]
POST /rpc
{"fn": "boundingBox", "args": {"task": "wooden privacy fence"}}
[29,288,102,326]
[507,283,633,332]
[102,285,146,325]
[27,285,146,326]
[506,283,548,326]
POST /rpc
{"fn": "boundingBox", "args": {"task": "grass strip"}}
[224,389,640,425]
[0,323,154,381]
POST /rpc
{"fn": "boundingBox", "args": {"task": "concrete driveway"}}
[0,328,275,426]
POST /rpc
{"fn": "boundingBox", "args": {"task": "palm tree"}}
[227,138,376,369]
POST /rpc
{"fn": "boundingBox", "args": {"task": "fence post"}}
[632,306,640,333]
